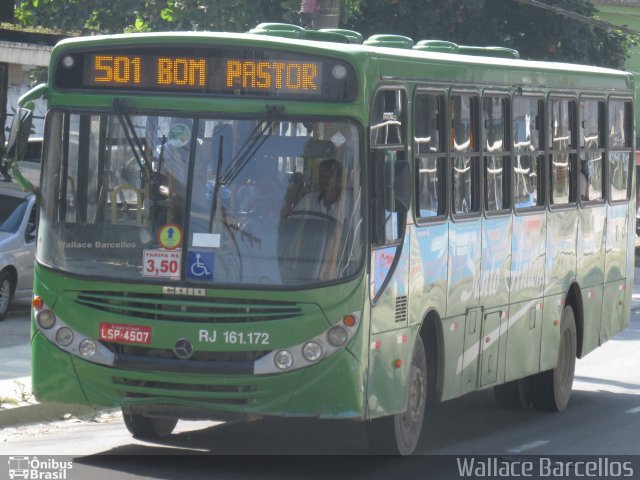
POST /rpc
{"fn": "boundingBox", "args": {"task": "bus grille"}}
[113,377,256,405]
[101,342,270,362]
[75,290,302,323]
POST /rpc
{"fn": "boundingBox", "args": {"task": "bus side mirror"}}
[6,107,33,162]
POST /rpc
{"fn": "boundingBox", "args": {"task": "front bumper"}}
[31,329,366,420]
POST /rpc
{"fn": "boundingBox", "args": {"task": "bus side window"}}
[513,96,544,209]
[371,89,405,148]
[549,98,577,205]
[451,93,480,215]
[370,88,407,245]
[579,98,605,203]
[414,92,446,219]
[608,99,633,202]
[483,95,510,213]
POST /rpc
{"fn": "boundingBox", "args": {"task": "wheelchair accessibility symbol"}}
[187,251,214,280]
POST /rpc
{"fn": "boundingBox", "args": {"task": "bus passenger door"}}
[369,147,411,333]
[369,88,410,332]
[367,88,414,417]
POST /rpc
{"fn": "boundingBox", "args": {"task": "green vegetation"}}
[347,0,638,69]
[11,0,639,70]
[13,0,358,34]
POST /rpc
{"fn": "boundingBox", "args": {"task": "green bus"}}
[9,23,635,455]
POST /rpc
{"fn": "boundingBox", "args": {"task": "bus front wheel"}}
[366,335,427,455]
[122,408,178,438]
[531,305,577,412]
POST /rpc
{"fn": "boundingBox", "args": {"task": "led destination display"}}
[89,55,320,93]
[54,46,355,100]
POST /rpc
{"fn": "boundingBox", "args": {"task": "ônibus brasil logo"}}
[8,456,73,480]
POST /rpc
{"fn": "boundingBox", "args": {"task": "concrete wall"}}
[5,63,46,137]
[1,40,52,137]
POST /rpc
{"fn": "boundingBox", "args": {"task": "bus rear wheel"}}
[531,305,577,412]
[122,408,178,438]
[367,335,427,455]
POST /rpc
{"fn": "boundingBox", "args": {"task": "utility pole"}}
[300,0,341,29]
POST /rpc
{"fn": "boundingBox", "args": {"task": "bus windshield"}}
[38,111,363,286]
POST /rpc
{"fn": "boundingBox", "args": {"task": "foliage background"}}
[348,0,636,69]
[12,0,639,69]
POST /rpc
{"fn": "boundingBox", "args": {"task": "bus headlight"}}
[55,327,74,347]
[254,311,361,375]
[36,309,56,329]
[34,311,116,367]
[79,339,97,358]
[274,350,294,370]
[327,325,348,347]
[302,341,323,362]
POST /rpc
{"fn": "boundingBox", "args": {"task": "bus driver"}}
[295,158,343,218]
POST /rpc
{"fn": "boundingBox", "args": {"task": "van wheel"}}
[531,305,577,412]
[0,271,14,321]
[367,335,427,455]
[122,409,178,438]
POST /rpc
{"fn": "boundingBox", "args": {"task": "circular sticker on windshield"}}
[157,224,184,250]
[167,123,191,147]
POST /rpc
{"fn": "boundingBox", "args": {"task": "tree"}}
[346,0,637,69]
[13,0,358,34]
[12,0,636,69]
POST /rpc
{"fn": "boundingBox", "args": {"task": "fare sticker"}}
[157,224,183,250]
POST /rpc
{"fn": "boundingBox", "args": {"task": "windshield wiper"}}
[206,105,284,233]
[208,136,225,232]
[221,105,284,185]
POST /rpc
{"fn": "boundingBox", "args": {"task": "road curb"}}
[0,402,97,428]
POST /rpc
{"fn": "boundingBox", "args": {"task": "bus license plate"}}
[99,322,152,344]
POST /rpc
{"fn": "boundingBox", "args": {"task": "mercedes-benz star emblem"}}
[174,338,194,360]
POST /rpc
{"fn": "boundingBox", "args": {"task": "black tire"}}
[494,377,532,409]
[0,270,14,321]
[531,305,577,412]
[122,409,178,438]
[367,335,427,455]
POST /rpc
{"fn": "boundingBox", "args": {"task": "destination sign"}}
[54,46,356,101]
[87,54,320,93]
